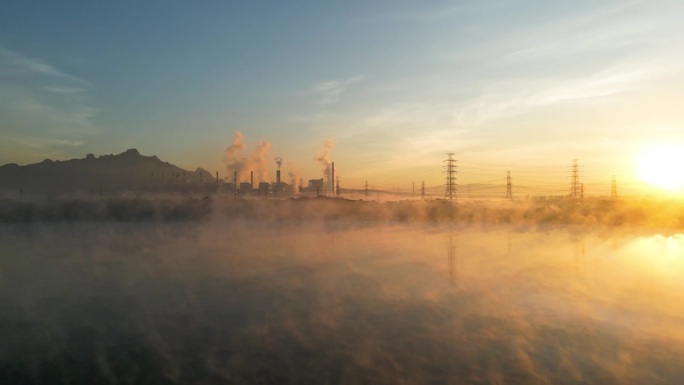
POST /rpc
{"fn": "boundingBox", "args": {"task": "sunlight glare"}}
[636,144,684,191]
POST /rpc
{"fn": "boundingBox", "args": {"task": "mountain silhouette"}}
[0,149,217,195]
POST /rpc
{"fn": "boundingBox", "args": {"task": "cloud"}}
[309,76,367,107]
[0,48,97,162]
[448,56,676,128]
[361,1,684,129]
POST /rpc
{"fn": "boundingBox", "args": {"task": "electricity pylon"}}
[444,153,458,202]
[570,159,581,201]
[505,171,513,201]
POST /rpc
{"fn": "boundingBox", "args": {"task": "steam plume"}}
[224,132,271,183]
[250,141,271,182]
[274,157,283,170]
[287,161,301,194]
[314,139,333,188]
[224,131,246,160]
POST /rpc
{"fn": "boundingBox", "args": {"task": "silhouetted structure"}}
[258,182,270,197]
[443,153,457,202]
[506,171,513,201]
[234,171,238,200]
[570,159,581,201]
[611,175,618,201]
[308,179,324,196]
[239,182,253,195]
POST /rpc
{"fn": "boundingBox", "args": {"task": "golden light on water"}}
[637,144,684,191]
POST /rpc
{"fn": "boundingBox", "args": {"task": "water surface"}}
[1,221,683,384]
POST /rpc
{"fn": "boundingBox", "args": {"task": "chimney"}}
[276,170,281,185]
[251,171,254,189]
[331,162,335,196]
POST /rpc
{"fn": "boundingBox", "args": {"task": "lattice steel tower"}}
[443,153,458,202]
[505,171,513,201]
[570,159,581,200]
[611,175,618,201]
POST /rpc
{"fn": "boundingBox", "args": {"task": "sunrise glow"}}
[637,144,684,191]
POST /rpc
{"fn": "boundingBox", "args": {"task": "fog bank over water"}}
[2,196,684,233]
[1,219,683,384]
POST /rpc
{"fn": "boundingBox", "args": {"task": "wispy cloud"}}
[448,56,678,128]
[363,1,684,130]
[0,48,97,162]
[0,48,91,89]
[309,75,367,107]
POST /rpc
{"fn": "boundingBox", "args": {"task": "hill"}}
[0,149,217,196]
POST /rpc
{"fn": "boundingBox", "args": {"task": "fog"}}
[3,196,684,232]
[1,198,684,384]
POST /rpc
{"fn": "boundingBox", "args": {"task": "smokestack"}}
[234,171,238,200]
[216,171,219,190]
[276,170,281,185]
[331,162,335,196]
[251,171,254,188]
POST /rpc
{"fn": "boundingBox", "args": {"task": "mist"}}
[3,195,684,233]
[1,196,684,384]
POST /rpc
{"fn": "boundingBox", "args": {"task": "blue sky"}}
[2,0,683,192]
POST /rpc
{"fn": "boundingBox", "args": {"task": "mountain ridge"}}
[0,149,218,195]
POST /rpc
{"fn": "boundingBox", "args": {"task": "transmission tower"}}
[611,175,618,201]
[443,153,458,202]
[505,171,513,201]
[570,159,581,201]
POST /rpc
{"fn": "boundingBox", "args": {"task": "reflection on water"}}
[573,234,585,276]
[447,225,456,285]
[1,222,684,384]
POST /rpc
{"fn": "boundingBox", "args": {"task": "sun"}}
[636,144,684,191]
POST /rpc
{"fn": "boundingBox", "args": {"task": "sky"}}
[1,0,684,195]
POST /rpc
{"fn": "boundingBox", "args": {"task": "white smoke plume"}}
[224,132,272,183]
[287,161,301,194]
[314,139,333,189]
[250,141,271,182]
[224,131,246,160]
